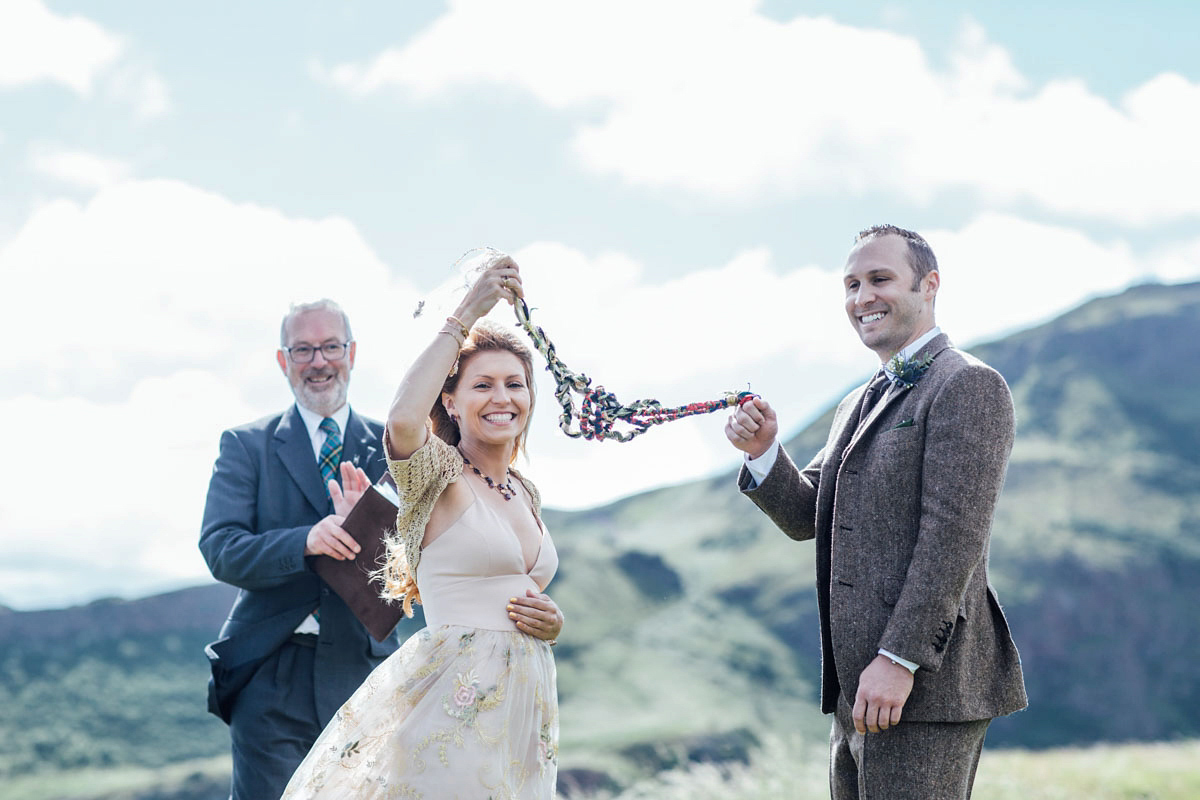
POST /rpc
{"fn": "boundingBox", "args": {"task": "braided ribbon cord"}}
[511,291,754,443]
[435,247,755,443]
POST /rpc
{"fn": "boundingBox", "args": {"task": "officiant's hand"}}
[304,516,361,561]
[329,461,371,518]
[508,590,564,642]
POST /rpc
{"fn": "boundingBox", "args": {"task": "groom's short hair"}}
[855,224,938,289]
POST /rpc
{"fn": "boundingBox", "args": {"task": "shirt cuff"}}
[743,440,781,487]
[879,648,918,673]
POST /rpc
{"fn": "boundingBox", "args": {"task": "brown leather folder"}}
[313,477,406,642]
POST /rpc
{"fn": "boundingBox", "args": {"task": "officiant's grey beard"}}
[289,365,349,417]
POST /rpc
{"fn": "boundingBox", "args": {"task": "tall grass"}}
[575,737,1200,800]
[11,739,1199,799]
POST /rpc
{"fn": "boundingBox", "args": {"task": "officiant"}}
[198,299,425,800]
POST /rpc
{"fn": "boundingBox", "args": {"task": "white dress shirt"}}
[294,402,352,462]
[292,402,351,635]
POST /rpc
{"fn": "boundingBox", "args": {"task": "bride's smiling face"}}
[444,351,532,450]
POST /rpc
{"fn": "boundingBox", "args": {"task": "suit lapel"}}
[843,333,953,459]
[829,383,871,467]
[342,409,380,480]
[275,404,330,515]
[846,382,907,453]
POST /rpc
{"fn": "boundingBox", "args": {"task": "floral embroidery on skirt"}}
[281,626,558,800]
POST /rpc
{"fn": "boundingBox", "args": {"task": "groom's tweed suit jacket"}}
[739,333,1027,721]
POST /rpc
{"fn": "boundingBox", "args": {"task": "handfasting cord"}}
[510,276,756,443]
[428,247,757,442]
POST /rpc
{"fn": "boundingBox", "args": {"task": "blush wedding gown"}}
[281,479,559,799]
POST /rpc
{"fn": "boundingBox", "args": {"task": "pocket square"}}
[891,418,915,430]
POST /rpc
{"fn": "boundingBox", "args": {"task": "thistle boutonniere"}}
[886,352,934,390]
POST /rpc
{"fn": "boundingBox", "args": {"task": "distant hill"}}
[973,281,1200,745]
[3,281,1199,794]
[0,585,237,780]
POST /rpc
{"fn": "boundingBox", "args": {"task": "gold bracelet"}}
[438,327,465,347]
[446,315,470,339]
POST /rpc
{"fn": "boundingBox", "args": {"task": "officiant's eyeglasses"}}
[283,342,352,363]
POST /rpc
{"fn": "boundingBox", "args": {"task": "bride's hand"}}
[455,254,524,325]
[507,590,564,642]
[329,462,372,518]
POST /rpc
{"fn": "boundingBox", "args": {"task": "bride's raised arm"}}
[386,255,524,459]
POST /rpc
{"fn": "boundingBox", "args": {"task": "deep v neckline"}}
[460,478,545,574]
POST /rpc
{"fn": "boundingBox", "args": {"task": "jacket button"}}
[322,588,330,596]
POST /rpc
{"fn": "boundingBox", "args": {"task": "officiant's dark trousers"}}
[229,638,321,800]
[830,694,990,800]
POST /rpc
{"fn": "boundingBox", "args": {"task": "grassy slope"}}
[12,741,1200,800]
[584,738,1200,800]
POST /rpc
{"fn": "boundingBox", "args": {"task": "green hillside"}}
[2,281,1198,796]
[977,281,1200,745]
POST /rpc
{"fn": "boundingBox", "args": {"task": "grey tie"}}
[855,371,891,430]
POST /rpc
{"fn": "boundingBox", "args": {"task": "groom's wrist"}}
[878,648,918,673]
[743,440,780,486]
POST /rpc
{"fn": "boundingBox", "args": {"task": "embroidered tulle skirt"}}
[281,625,558,800]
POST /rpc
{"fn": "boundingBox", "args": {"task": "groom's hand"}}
[853,654,915,734]
[725,396,779,459]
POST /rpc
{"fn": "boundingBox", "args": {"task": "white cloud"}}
[0,183,855,605]
[0,0,169,116]
[29,146,132,189]
[0,179,419,396]
[2,178,1196,606]
[0,0,121,93]
[1149,235,1200,284]
[509,241,854,385]
[505,222,1200,508]
[104,60,172,118]
[0,178,425,608]
[0,373,250,607]
[503,241,861,507]
[931,214,1147,344]
[318,2,1200,224]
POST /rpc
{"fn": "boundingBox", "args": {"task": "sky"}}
[2,0,1198,610]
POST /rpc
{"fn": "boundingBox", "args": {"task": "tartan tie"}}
[318,417,342,491]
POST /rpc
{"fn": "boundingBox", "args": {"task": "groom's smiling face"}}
[843,234,939,361]
[276,309,356,416]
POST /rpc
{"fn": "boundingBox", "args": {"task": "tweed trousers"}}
[830,695,990,800]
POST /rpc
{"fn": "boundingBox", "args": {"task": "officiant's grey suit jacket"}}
[200,404,412,726]
[740,334,1027,721]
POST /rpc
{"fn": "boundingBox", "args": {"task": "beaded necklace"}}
[459,450,517,501]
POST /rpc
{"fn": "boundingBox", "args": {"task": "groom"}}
[726,225,1026,799]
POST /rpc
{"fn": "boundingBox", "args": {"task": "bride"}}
[282,255,564,799]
